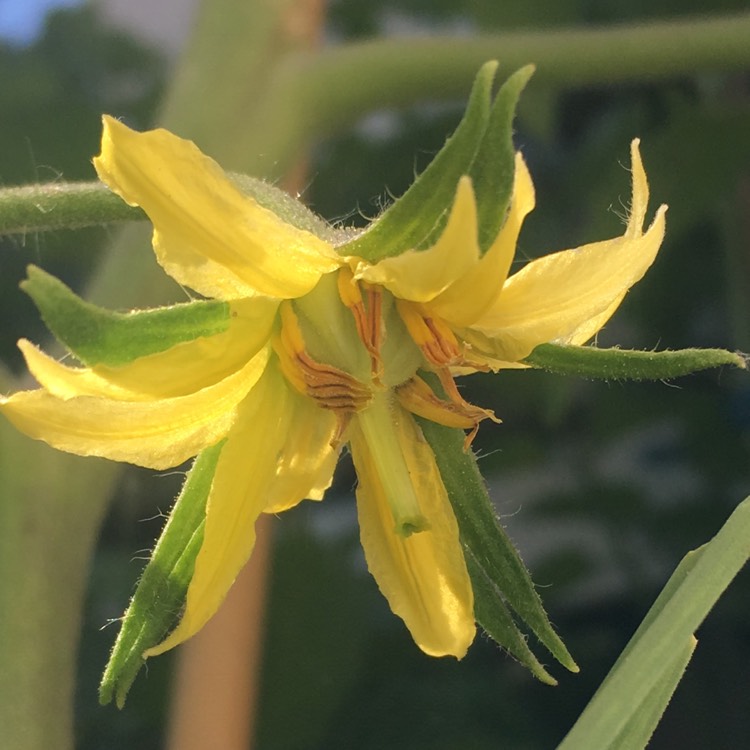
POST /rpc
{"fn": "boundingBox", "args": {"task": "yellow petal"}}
[94,116,340,300]
[0,346,269,469]
[145,364,293,655]
[264,385,339,513]
[18,298,277,401]
[349,406,475,658]
[431,153,535,327]
[19,339,144,401]
[351,177,479,302]
[470,142,666,362]
[626,138,648,238]
[454,328,531,371]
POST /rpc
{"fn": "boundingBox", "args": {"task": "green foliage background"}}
[1,1,748,748]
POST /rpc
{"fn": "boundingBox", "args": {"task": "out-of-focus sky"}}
[0,0,82,43]
[0,0,198,55]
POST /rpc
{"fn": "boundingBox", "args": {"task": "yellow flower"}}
[0,116,665,660]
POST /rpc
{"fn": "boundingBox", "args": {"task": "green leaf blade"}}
[557,496,750,750]
[609,639,696,750]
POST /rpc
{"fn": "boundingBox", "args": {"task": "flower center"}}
[273,268,499,535]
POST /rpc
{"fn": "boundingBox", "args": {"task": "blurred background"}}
[1,1,749,748]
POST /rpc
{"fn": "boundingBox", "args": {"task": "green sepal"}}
[465,550,559,685]
[22,265,230,367]
[524,342,747,380]
[469,65,534,253]
[99,442,223,708]
[418,416,578,680]
[229,173,345,245]
[339,61,497,261]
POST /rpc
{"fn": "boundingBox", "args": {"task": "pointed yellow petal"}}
[18,339,144,401]
[470,141,666,362]
[92,298,277,398]
[18,298,276,401]
[626,139,649,238]
[94,116,340,300]
[0,346,270,469]
[454,328,531,371]
[351,177,479,302]
[431,153,535,327]
[145,364,292,655]
[350,407,475,658]
[264,386,339,513]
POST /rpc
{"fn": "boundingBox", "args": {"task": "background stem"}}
[0,432,116,750]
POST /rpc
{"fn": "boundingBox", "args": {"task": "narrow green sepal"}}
[339,61,497,261]
[470,64,534,254]
[229,173,345,244]
[419,416,578,678]
[466,550,558,685]
[99,442,222,708]
[524,342,747,380]
[22,265,230,367]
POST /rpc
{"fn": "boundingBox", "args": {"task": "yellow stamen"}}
[275,302,372,418]
[337,268,383,378]
[397,374,500,449]
[395,299,462,367]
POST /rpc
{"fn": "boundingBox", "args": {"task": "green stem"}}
[0,182,142,236]
[2,13,749,235]
[245,12,750,177]
[0,428,117,750]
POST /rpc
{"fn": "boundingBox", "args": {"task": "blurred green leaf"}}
[558,496,750,749]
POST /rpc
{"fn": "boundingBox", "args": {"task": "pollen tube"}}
[355,391,430,537]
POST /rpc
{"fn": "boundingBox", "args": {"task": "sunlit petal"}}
[19,339,144,401]
[350,406,475,657]
[626,139,649,237]
[0,346,270,469]
[19,298,277,401]
[431,153,535,327]
[264,385,340,513]
[94,116,340,300]
[145,364,292,655]
[351,177,479,302]
[470,140,665,362]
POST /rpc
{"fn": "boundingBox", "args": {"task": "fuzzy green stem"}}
[0,182,143,236]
